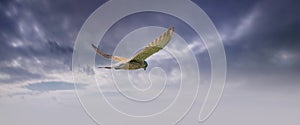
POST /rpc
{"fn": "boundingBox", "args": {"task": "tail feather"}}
[98,66,112,69]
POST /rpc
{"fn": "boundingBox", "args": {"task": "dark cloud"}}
[223,0,300,72]
[0,0,106,84]
[193,0,261,30]
[0,66,42,83]
[97,12,194,52]
[0,0,299,89]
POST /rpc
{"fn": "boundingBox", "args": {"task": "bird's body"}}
[92,27,174,70]
[101,60,147,70]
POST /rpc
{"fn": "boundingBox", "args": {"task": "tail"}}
[98,66,112,69]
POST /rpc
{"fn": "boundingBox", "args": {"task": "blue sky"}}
[0,0,300,125]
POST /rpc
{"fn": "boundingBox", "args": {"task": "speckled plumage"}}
[92,27,174,70]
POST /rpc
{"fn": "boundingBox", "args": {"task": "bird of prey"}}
[92,27,174,70]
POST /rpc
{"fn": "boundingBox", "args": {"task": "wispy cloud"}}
[25,81,86,92]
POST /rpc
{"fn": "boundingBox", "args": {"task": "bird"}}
[92,27,174,70]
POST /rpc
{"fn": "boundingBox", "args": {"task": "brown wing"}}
[91,44,129,62]
[129,27,174,62]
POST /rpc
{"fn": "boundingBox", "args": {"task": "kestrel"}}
[92,27,174,70]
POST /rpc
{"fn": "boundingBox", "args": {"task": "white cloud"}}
[271,50,297,65]
[231,8,259,40]
[0,73,11,80]
[220,5,260,43]
[187,38,207,54]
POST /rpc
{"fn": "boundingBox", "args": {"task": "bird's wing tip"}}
[91,43,97,48]
[170,26,174,31]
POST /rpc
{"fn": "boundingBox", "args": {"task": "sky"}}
[0,0,300,125]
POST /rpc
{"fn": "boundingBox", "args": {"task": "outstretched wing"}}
[129,27,174,62]
[91,44,129,62]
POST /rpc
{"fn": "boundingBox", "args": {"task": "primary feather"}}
[129,26,174,62]
[91,44,129,62]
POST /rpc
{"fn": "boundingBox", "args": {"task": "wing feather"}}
[130,27,174,62]
[91,44,129,62]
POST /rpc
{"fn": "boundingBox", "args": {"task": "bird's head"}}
[143,61,148,70]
